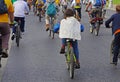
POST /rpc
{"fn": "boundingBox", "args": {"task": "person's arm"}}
[105,15,114,28]
[25,2,29,14]
[85,2,91,11]
[8,1,14,23]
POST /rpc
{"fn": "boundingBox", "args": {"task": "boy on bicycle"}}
[59,9,82,69]
[105,5,120,65]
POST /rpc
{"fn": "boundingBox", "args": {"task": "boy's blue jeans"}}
[62,38,79,60]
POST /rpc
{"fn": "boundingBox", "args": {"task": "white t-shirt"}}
[59,17,81,40]
[13,0,29,17]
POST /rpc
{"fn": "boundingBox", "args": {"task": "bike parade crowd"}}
[0,0,120,71]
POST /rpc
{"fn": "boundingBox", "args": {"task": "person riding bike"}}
[0,0,14,58]
[71,0,82,19]
[11,0,29,40]
[105,5,120,65]
[59,9,83,69]
[35,0,44,16]
[85,0,105,31]
[43,0,59,31]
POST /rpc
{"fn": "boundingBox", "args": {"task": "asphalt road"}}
[1,6,120,82]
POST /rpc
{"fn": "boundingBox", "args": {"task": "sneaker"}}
[90,27,93,33]
[60,48,65,54]
[2,49,8,58]
[111,62,117,66]
[11,33,15,40]
[46,24,50,31]
[75,62,80,69]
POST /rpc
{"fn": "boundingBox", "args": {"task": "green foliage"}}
[113,0,120,5]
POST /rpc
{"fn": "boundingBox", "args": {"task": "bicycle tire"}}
[16,26,21,47]
[0,38,2,68]
[95,22,100,36]
[110,40,114,64]
[69,47,74,79]
[39,11,41,22]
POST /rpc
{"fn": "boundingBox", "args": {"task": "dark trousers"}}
[113,33,120,62]
[75,8,81,18]
[12,17,25,33]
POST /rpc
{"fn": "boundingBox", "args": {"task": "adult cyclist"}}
[0,0,14,58]
[11,0,29,40]
[43,0,59,31]
[85,0,105,31]
[71,0,82,19]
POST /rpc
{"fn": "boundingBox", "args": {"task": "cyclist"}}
[105,5,120,65]
[43,0,59,31]
[61,0,68,13]
[35,0,44,16]
[11,0,29,40]
[0,0,14,58]
[71,0,82,19]
[59,9,82,69]
[85,0,105,31]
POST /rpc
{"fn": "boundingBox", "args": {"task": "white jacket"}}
[13,0,29,17]
[59,17,81,40]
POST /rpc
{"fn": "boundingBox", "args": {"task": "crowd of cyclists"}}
[0,0,120,69]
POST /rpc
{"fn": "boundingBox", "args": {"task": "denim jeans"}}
[12,17,25,33]
[113,33,120,62]
[62,38,79,60]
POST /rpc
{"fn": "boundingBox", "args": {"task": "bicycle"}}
[64,39,77,79]
[0,33,2,68]
[49,16,55,39]
[88,7,103,36]
[12,21,21,47]
[110,39,120,65]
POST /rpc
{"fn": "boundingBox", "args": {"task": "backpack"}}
[94,0,102,6]
[0,0,8,14]
[46,2,56,17]
[75,0,81,6]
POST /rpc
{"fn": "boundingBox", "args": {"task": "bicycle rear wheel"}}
[110,40,114,64]
[94,22,100,36]
[16,26,21,47]
[39,11,41,22]
[0,38,2,67]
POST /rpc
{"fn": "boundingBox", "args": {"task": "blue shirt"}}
[105,13,120,34]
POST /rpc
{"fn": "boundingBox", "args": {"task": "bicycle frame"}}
[14,20,21,47]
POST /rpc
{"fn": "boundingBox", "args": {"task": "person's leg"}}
[20,17,25,33]
[60,38,66,54]
[72,40,80,68]
[113,33,120,65]
[45,14,50,31]
[0,23,10,58]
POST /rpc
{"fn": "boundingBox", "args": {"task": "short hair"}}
[64,8,74,18]
[116,5,120,13]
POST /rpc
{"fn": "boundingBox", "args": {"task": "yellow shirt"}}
[55,0,60,5]
[0,0,14,23]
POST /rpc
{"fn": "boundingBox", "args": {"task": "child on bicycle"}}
[59,8,82,69]
[105,5,120,65]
